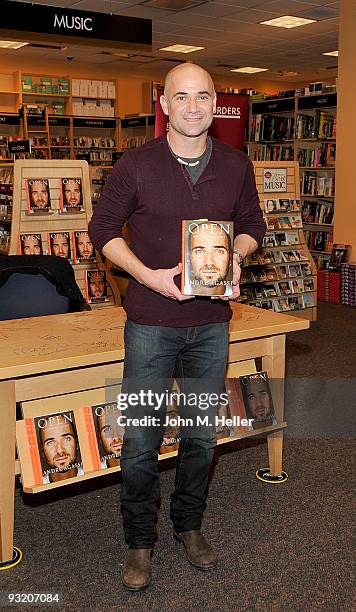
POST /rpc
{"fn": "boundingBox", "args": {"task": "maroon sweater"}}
[88,135,266,326]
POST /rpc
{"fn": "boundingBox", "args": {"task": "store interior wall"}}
[1,55,306,117]
[334,0,356,259]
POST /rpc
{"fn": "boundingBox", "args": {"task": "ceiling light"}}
[260,15,317,28]
[322,50,338,57]
[159,44,205,53]
[0,40,29,49]
[230,67,269,74]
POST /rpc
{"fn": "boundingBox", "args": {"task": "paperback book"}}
[25,178,52,214]
[18,233,43,255]
[72,230,95,263]
[239,371,277,430]
[59,177,84,213]
[85,270,108,303]
[16,410,84,487]
[181,220,233,296]
[48,231,72,260]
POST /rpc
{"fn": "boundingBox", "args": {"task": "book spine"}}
[25,418,43,486]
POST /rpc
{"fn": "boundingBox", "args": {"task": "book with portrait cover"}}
[47,231,72,260]
[72,230,95,263]
[16,410,84,487]
[25,178,52,214]
[83,402,124,470]
[18,233,43,255]
[328,244,351,271]
[181,219,234,296]
[85,270,108,303]
[59,177,84,213]
[239,371,277,430]
[225,378,252,434]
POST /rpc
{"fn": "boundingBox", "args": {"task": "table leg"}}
[262,335,286,476]
[0,381,16,563]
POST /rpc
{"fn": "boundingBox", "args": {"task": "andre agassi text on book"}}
[182,220,234,296]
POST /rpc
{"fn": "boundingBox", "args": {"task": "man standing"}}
[89,63,265,591]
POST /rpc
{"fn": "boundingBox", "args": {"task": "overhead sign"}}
[0,1,152,51]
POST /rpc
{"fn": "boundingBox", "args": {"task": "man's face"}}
[90,273,105,297]
[30,181,49,209]
[64,181,81,207]
[22,237,41,255]
[245,379,271,420]
[52,234,69,258]
[190,225,229,286]
[98,410,123,456]
[77,233,93,259]
[40,419,77,471]
[161,65,216,139]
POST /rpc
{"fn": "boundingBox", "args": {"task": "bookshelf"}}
[248,92,337,272]
[120,114,155,151]
[241,161,317,321]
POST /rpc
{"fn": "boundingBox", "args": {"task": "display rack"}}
[242,160,317,321]
[0,163,13,254]
[9,159,115,307]
[248,92,337,272]
[120,114,155,151]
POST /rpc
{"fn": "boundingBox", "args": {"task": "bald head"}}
[164,63,215,97]
[160,63,216,142]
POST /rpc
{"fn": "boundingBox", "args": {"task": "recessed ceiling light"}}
[230,67,269,74]
[322,50,338,57]
[0,40,29,49]
[260,15,317,28]
[159,44,205,53]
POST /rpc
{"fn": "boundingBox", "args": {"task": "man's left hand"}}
[218,253,241,301]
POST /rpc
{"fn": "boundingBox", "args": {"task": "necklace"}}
[167,134,204,167]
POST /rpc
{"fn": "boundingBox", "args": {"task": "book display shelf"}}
[248,92,336,271]
[120,114,155,151]
[241,161,317,321]
[0,163,13,254]
[9,159,115,308]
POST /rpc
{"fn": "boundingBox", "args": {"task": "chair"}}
[0,255,90,321]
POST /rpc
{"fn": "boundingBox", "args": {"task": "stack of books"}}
[340,263,356,307]
[317,270,340,303]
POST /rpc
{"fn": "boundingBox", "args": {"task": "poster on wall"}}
[154,90,249,150]
[263,168,287,192]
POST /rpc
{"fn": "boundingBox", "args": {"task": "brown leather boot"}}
[121,549,152,591]
[174,530,217,570]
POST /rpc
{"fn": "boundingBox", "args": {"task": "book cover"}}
[84,402,124,470]
[328,244,351,271]
[285,231,300,246]
[181,220,233,297]
[72,230,95,263]
[48,231,72,260]
[25,178,52,214]
[239,371,277,430]
[17,411,84,486]
[59,177,84,213]
[18,233,43,255]
[264,199,280,213]
[262,235,277,248]
[225,378,252,434]
[85,270,108,303]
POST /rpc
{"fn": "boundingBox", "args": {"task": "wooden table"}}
[0,303,309,564]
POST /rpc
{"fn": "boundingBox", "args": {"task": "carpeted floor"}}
[2,302,355,611]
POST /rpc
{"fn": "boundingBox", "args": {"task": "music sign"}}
[263,168,287,192]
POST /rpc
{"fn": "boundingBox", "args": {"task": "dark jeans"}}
[120,319,229,548]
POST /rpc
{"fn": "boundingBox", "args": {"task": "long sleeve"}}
[234,159,266,248]
[88,152,138,253]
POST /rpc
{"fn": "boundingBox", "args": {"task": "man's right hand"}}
[142,263,193,301]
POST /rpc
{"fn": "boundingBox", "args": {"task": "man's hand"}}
[143,262,193,301]
[218,253,242,301]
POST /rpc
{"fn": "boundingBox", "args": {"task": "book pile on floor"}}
[317,270,340,303]
[340,263,356,307]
